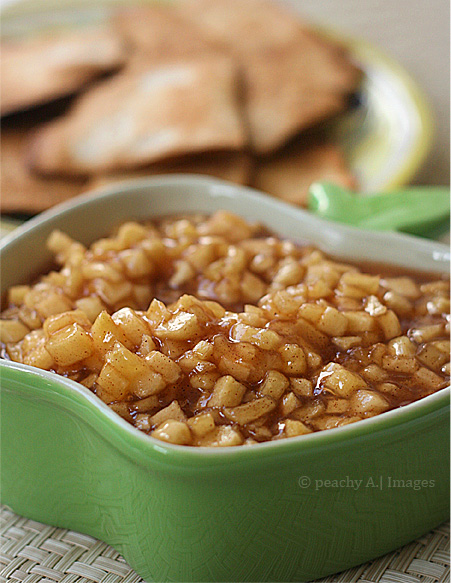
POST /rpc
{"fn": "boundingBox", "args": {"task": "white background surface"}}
[1,0,449,186]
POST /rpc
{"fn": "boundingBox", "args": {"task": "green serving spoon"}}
[308,182,450,239]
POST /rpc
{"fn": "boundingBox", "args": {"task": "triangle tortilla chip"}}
[178,0,361,153]
[28,56,246,176]
[252,136,358,207]
[1,128,86,213]
[115,4,219,59]
[1,24,126,116]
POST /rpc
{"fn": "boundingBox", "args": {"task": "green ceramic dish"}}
[1,177,449,583]
[1,0,433,193]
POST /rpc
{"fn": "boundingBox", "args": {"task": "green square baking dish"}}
[1,176,449,582]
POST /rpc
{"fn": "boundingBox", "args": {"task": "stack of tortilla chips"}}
[1,0,360,214]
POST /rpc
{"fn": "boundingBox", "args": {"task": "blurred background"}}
[282,0,450,186]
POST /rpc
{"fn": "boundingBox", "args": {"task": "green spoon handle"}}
[308,182,450,238]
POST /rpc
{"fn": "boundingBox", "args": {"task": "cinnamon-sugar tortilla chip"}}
[89,152,252,189]
[1,25,126,117]
[252,136,358,207]
[242,37,358,153]
[177,0,305,53]
[28,56,246,177]
[177,0,361,153]
[115,4,219,59]
[1,129,86,213]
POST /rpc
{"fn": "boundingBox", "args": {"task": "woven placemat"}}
[0,506,449,583]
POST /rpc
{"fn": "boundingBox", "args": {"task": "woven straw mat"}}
[0,506,449,583]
